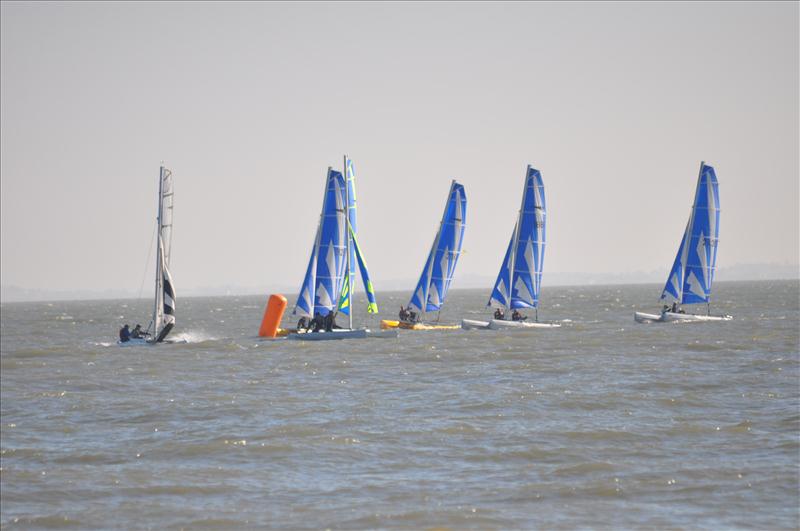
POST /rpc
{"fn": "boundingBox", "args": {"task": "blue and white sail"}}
[488,166,547,310]
[660,162,720,304]
[408,181,467,315]
[294,168,348,318]
[338,157,379,316]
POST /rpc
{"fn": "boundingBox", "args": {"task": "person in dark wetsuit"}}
[119,324,131,342]
[311,312,323,332]
[297,316,308,332]
[324,312,334,332]
[399,306,408,322]
[671,302,678,313]
[511,309,527,321]
[494,308,505,320]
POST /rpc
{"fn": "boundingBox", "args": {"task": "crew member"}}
[311,312,323,332]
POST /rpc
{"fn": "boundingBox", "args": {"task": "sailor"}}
[131,324,143,339]
[297,316,308,332]
[494,308,504,320]
[662,304,670,313]
[311,312,324,332]
[408,310,417,323]
[671,302,678,313]
[511,309,526,321]
[119,324,131,343]
[399,306,408,322]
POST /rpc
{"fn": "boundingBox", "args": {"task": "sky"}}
[1,1,798,300]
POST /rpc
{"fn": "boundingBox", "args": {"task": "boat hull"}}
[462,318,560,330]
[381,319,459,331]
[488,319,561,330]
[117,336,187,346]
[288,328,398,341]
[461,319,490,330]
[634,311,733,323]
[116,338,150,347]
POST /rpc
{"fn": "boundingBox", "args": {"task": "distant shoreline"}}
[2,277,798,305]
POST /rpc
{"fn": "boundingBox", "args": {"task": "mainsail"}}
[294,169,348,318]
[408,181,467,316]
[152,166,176,342]
[337,157,378,316]
[660,162,720,304]
[488,166,547,310]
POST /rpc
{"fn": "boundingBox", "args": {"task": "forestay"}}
[660,162,720,305]
[488,166,547,310]
[408,181,467,316]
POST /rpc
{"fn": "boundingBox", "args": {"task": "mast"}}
[507,167,528,314]
[151,165,165,336]
[344,155,353,330]
[699,160,709,315]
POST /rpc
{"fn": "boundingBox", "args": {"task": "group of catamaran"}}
[122,158,730,344]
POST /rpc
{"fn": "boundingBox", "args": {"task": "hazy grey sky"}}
[1,2,798,297]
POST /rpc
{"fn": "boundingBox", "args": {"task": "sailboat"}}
[289,156,397,340]
[381,180,467,331]
[118,165,178,345]
[634,162,732,323]
[461,165,560,330]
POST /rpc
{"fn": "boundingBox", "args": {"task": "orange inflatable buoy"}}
[258,294,287,338]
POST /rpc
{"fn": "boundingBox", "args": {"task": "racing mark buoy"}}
[259,294,287,338]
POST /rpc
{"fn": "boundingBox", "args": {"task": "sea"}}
[1,280,798,530]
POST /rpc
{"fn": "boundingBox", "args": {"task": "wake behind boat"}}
[289,156,396,341]
[635,162,732,324]
[384,180,466,331]
[460,165,560,330]
[117,165,179,345]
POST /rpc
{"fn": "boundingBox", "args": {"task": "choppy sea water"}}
[1,280,798,529]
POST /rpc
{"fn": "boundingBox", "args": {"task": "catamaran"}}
[461,165,560,330]
[381,181,467,331]
[290,157,396,340]
[118,165,178,345]
[634,162,732,323]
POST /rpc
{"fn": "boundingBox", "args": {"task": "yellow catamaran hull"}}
[380,320,460,331]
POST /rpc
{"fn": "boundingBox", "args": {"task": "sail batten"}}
[488,166,546,311]
[293,169,348,318]
[659,163,720,305]
[296,159,379,324]
[408,181,467,315]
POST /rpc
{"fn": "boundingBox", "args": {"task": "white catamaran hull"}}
[461,319,490,330]
[461,318,561,330]
[634,311,733,323]
[488,319,561,330]
[288,329,398,341]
